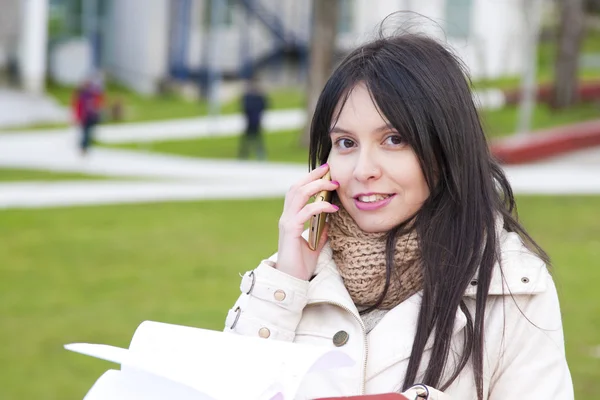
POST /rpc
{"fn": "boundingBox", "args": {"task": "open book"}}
[65,320,355,400]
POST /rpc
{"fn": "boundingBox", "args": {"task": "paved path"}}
[1,106,599,209]
[0,108,305,142]
[0,89,69,128]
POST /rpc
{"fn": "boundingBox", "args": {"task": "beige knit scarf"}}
[327,202,423,310]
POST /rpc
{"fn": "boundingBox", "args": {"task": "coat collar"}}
[464,229,548,297]
[309,227,548,302]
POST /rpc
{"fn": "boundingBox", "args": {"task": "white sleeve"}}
[223,259,309,342]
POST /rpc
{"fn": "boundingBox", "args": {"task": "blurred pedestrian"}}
[72,76,104,156]
[239,77,268,160]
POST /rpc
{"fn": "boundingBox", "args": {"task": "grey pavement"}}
[0,130,306,182]
[1,107,600,209]
[0,89,69,128]
[0,108,304,142]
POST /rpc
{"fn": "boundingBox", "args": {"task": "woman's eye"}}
[385,135,404,146]
[336,138,355,149]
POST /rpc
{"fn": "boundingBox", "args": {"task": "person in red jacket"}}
[72,78,104,155]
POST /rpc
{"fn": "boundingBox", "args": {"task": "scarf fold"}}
[327,203,423,310]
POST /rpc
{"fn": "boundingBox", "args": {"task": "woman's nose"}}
[352,149,382,182]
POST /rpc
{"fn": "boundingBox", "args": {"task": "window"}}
[444,0,473,39]
[203,0,236,27]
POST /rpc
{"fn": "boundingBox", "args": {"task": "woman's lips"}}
[354,194,396,211]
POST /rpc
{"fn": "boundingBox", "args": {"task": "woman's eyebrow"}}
[329,126,353,135]
[374,124,397,132]
[329,124,396,135]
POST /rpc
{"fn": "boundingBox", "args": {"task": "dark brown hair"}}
[308,32,549,399]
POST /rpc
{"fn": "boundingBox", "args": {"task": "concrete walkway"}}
[0,89,69,128]
[0,108,305,142]
[1,107,600,209]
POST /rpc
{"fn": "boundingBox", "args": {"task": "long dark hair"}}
[308,33,549,398]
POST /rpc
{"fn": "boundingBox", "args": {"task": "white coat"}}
[224,229,574,399]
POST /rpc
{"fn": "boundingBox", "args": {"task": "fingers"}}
[284,164,332,207]
[288,178,339,212]
[280,163,339,240]
[296,201,339,226]
[297,163,331,187]
[279,200,338,237]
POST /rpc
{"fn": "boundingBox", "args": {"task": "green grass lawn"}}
[109,102,600,164]
[0,195,598,399]
[114,129,309,164]
[0,168,109,182]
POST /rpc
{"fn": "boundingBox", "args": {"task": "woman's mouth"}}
[354,193,396,211]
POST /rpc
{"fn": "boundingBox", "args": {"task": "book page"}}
[89,320,354,399]
[66,321,354,399]
[65,342,286,400]
[65,343,128,365]
[83,369,212,400]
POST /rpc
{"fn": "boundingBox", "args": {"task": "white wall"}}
[49,38,93,85]
[109,0,170,94]
[349,0,529,80]
[470,0,525,79]
[103,0,532,93]
[18,0,49,94]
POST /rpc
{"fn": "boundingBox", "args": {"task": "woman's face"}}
[328,83,430,233]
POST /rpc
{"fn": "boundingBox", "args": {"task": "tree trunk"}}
[300,0,339,148]
[517,0,543,134]
[552,0,585,108]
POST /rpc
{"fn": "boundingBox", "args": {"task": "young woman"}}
[224,33,573,400]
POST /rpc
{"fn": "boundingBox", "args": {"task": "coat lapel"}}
[365,293,468,381]
[306,243,362,320]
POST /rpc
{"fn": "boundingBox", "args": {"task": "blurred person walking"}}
[72,76,104,156]
[239,77,268,160]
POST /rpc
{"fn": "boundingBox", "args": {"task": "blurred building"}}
[14,0,540,96]
[0,0,49,94]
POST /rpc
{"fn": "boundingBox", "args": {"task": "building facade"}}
[44,0,539,95]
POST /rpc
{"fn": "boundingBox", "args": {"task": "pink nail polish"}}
[331,180,340,186]
[320,163,328,168]
[332,205,339,211]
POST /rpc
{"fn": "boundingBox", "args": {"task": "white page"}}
[125,321,354,399]
[66,321,354,399]
[65,343,128,365]
[66,342,285,400]
[84,369,212,400]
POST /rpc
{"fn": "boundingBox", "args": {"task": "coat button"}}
[333,330,349,347]
[274,290,286,301]
[258,327,271,338]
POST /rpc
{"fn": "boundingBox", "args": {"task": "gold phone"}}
[308,171,332,251]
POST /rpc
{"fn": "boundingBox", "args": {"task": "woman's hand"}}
[276,163,339,280]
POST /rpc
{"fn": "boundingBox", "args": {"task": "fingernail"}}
[332,205,339,211]
[320,163,328,168]
[331,180,340,186]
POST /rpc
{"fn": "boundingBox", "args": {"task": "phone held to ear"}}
[308,171,332,251]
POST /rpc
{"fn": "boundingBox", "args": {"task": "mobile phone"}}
[308,171,332,251]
